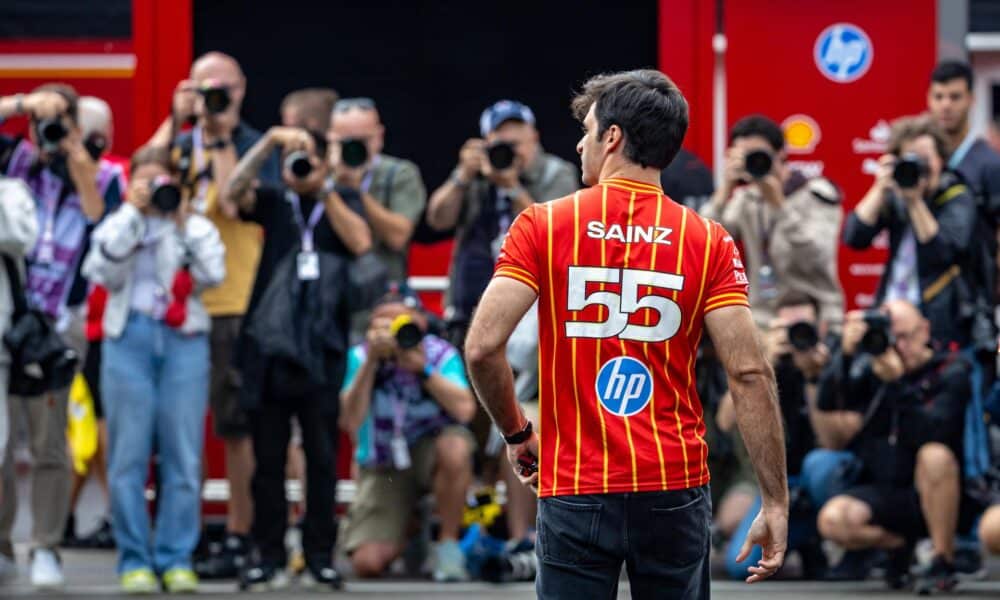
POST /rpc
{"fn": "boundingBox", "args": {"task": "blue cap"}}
[479,100,536,137]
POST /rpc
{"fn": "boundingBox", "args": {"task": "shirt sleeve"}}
[703,220,750,314]
[492,204,541,294]
[340,345,366,393]
[387,160,427,223]
[435,347,470,389]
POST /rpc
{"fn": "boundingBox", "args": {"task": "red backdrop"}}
[660,0,937,309]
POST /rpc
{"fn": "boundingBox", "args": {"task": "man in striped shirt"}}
[465,70,788,599]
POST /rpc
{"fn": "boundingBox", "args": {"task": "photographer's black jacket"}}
[843,172,976,346]
[817,347,970,487]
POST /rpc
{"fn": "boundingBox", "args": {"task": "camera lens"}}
[84,133,107,162]
[487,141,516,170]
[200,87,231,115]
[787,321,819,352]
[150,176,182,214]
[395,322,423,349]
[36,118,68,151]
[744,150,773,179]
[892,154,924,189]
[860,311,893,355]
[284,151,313,179]
[341,139,369,168]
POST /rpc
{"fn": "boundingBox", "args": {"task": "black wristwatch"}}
[503,420,533,445]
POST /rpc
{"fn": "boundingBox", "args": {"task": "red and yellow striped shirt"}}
[494,178,749,497]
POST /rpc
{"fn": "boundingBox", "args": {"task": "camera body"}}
[284,150,313,179]
[860,311,893,355]
[199,84,231,115]
[487,141,516,170]
[35,117,69,153]
[150,175,182,214]
[390,313,424,350]
[744,149,773,180]
[892,152,928,189]
[340,138,368,168]
[787,321,819,352]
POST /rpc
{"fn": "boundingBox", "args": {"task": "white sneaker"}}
[30,548,64,589]
[0,554,17,584]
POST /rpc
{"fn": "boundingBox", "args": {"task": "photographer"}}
[0,84,123,590]
[224,126,371,590]
[81,145,225,593]
[281,88,339,132]
[700,115,843,329]
[719,291,831,579]
[339,287,475,582]
[425,100,577,346]
[328,97,427,284]
[845,115,976,347]
[814,301,976,593]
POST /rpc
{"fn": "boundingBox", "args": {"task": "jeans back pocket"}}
[538,496,603,567]
[645,487,710,568]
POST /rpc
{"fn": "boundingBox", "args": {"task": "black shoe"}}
[913,555,958,596]
[78,519,115,550]
[60,515,84,548]
[824,549,875,581]
[884,546,913,590]
[238,562,289,592]
[301,558,343,590]
[195,534,249,580]
[953,543,986,580]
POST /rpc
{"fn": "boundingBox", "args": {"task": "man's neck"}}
[598,163,662,189]
[947,120,972,153]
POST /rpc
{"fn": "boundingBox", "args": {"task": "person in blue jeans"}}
[82,145,225,593]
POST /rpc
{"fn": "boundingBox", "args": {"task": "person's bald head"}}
[882,299,932,372]
[190,51,246,113]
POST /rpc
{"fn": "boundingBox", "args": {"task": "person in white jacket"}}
[0,176,39,583]
[81,145,224,594]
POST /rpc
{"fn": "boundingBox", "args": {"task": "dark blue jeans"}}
[536,486,711,600]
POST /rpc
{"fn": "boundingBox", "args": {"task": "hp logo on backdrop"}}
[595,357,653,417]
[814,23,873,83]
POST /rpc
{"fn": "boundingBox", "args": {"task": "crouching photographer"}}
[339,286,476,583]
[81,146,225,593]
[814,301,978,594]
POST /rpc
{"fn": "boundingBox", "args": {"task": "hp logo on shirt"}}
[814,23,873,83]
[595,357,653,417]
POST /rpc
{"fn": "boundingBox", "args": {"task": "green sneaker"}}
[162,567,198,594]
[120,568,158,594]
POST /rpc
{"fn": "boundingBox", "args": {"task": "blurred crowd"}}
[0,50,997,596]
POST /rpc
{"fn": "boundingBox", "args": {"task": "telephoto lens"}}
[859,311,893,355]
[150,175,182,214]
[787,321,819,352]
[486,141,516,170]
[744,149,773,180]
[36,118,69,152]
[892,153,927,189]
[340,139,368,168]
[390,314,424,350]
[284,151,313,179]
[199,86,231,115]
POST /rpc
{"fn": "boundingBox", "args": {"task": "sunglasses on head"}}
[334,97,376,113]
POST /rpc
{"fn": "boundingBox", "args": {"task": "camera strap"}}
[2,254,28,320]
[286,190,325,252]
[189,127,214,213]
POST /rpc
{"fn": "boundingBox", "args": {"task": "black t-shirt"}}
[241,183,364,319]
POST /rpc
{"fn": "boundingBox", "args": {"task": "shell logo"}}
[782,114,822,154]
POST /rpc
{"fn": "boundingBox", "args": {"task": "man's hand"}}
[505,431,539,491]
[172,79,198,125]
[457,138,485,182]
[792,343,830,381]
[763,319,791,365]
[397,344,427,375]
[172,195,192,229]
[841,310,867,355]
[723,147,749,187]
[23,90,68,120]
[63,132,98,188]
[872,348,905,382]
[366,319,397,361]
[756,172,785,208]
[735,507,788,584]
[127,177,153,214]
[267,126,313,151]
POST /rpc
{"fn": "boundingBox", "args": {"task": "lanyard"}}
[756,194,777,265]
[286,190,325,252]
[359,154,381,194]
[392,394,407,437]
[35,171,65,264]
[948,130,977,170]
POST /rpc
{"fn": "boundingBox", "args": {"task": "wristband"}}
[450,170,470,189]
[503,420,533,445]
[14,94,24,115]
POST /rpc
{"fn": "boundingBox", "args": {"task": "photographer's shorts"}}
[339,425,475,554]
[209,316,250,438]
[844,484,980,538]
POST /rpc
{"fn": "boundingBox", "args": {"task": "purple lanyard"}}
[286,191,325,252]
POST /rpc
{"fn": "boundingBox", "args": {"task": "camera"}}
[150,175,182,214]
[860,311,893,355]
[744,149,773,180]
[35,118,68,153]
[340,138,368,168]
[389,313,423,350]
[84,132,107,162]
[199,84,231,115]
[787,321,819,352]
[284,150,313,179]
[487,141,516,170]
[892,153,928,189]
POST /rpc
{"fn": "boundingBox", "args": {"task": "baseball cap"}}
[479,100,536,137]
[374,281,424,311]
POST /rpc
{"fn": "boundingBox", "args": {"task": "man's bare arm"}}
[464,277,538,436]
[223,131,276,213]
[706,305,789,511]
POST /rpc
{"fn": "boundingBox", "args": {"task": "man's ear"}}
[604,124,624,154]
